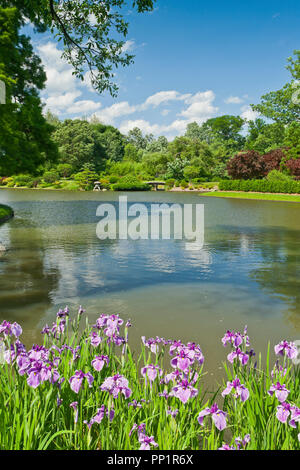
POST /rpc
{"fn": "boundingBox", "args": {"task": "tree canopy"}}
[0,7,58,175]
[252,50,300,124]
[1,0,156,96]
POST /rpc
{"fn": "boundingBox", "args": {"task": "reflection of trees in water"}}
[0,223,60,322]
[212,225,300,331]
[249,230,300,331]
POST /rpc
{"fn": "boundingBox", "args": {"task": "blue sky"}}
[26,0,300,138]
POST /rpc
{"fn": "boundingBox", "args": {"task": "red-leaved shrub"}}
[285,158,300,179]
[263,149,285,175]
[227,151,266,180]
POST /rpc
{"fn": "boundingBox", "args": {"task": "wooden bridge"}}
[145,181,166,191]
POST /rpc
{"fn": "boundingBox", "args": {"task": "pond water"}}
[0,189,300,383]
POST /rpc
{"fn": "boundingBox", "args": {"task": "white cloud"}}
[240,105,259,121]
[141,90,191,109]
[179,90,218,120]
[92,101,137,125]
[66,100,102,115]
[119,119,160,135]
[44,91,82,115]
[103,89,218,137]
[121,40,136,53]
[224,96,244,104]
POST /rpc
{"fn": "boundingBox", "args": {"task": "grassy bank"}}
[0,204,14,223]
[0,308,299,450]
[201,191,300,203]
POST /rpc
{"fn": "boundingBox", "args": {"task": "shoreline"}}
[0,204,14,224]
[2,186,300,203]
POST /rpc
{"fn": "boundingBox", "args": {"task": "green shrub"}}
[112,175,150,191]
[165,178,175,188]
[219,179,300,194]
[43,171,59,184]
[180,180,189,189]
[57,164,73,178]
[13,175,33,187]
[60,180,81,191]
[109,175,119,184]
[0,177,13,186]
[266,170,292,183]
[74,169,99,190]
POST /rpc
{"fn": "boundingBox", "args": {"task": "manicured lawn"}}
[200,191,300,203]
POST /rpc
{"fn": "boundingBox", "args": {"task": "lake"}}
[0,189,300,383]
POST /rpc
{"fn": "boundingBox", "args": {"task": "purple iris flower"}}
[90,331,102,347]
[219,435,250,450]
[169,340,183,356]
[69,370,94,393]
[41,324,51,335]
[17,354,31,375]
[276,404,300,442]
[169,379,198,404]
[289,406,300,429]
[57,396,63,407]
[198,403,227,431]
[274,341,298,360]
[128,400,143,409]
[271,361,287,379]
[167,407,179,418]
[222,377,250,402]
[100,374,132,399]
[27,361,52,388]
[276,402,291,423]
[235,434,251,449]
[227,348,249,366]
[141,337,160,354]
[163,369,183,384]
[91,355,109,372]
[70,402,78,424]
[129,423,146,437]
[56,306,69,318]
[141,364,163,383]
[171,349,193,372]
[268,382,290,403]
[185,343,205,366]
[0,321,22,338]
[139,434,158,450]
[86,405,114,429]
[222,326,249,348]
[78,306,85,315]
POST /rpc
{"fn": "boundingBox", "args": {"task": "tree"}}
[124,144,141,162]
[183,166,199,181]
[245,121,286,154]
[91,123,125,162]
[127,127,154,150]
[0,7,58,175]
[203,115,245,143]
[141,152,171,178]
[283,122,300,160]
[227,151,266,180]
[52,119,106,171]
[252,50,300,124]
[2,0,156,96]
[184,121,213,143]
[145,135,169,153]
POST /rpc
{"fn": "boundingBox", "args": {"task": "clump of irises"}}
[0,311,299,450]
